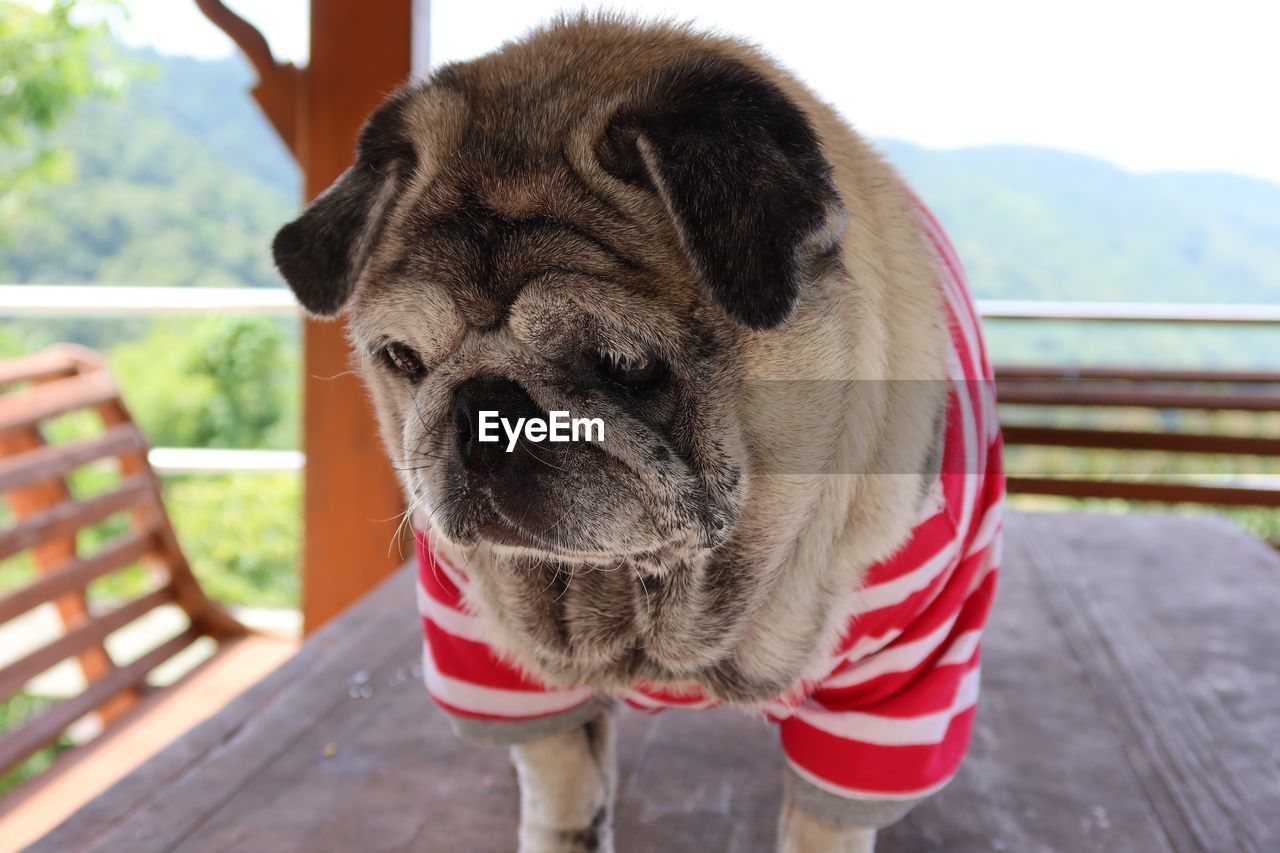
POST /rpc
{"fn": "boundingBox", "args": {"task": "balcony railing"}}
[977,299,1280,325]
[3,285,1279,509]
[145,448,304,474]
[0,286,296,317]
[5,285,1279,324]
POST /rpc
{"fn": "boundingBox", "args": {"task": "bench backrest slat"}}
[0,527,158,626]
[0,587,174,700]
[0,475,152,563]
[0,372,121,433]
[0,629,201,778]
[0,425,147,494]
[0,350,81,388]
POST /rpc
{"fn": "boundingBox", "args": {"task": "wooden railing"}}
[997,365,1280,508]
[976,300,1280,508]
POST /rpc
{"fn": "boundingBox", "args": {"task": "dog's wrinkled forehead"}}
[386,158,650,333]
[272,18,845,332]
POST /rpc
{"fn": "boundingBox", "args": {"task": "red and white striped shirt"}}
[415,198,1004,804]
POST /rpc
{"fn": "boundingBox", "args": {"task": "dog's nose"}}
[452,377,544,476]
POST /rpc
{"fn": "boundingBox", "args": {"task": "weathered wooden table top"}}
[34,512,1280,852]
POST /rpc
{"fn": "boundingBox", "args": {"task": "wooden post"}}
[300,1,413,632]
[194,0,415,632]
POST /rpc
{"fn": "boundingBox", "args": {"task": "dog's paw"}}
[518,804,612,853]
[777,802,876,853]
[513,712,616,853]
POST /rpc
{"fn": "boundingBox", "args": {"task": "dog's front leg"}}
[510,711,616,853]
[777,802,876,853]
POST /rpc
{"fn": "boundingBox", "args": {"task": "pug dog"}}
[273,15,1003,853]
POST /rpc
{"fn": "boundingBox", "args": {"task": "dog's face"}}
[273,22,863,692]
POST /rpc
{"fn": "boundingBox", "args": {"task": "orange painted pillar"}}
[300,1,413,632]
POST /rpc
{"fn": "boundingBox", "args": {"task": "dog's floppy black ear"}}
[597,55,844,330]
[272,91,417,316]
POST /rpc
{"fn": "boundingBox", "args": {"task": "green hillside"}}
[879,139,1280,305]
[0,50,298,289]
[2,50,1277,312]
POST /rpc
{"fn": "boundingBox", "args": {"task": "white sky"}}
[106,0,1279,185]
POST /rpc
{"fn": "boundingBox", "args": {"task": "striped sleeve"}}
[779,196,1005,807]
[780,540,999,801]
[414,530,596,737]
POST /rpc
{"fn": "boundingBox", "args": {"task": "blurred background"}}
[1,0,1277,798]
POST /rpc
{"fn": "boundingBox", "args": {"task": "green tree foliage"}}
[0,0,125,222]
[0,97,295,287]
[0,44,296,287]
[165,473,300,608]
[0,693,72,794]
[109,318,300,606]
[110,317,298,450]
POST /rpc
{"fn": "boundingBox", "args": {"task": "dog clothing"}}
[414,198,1004,824]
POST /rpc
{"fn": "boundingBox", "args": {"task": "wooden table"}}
[32,512,1280,852]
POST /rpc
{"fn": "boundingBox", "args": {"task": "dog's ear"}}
[273,90,417,316]
[597,55,844,330]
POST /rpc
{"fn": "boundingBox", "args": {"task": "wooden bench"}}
[0,345,296,850]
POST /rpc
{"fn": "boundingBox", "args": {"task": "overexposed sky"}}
[107,0,1279,185]
[106,0,309,62]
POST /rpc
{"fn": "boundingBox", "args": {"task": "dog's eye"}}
[380,342,427,380]
[592,350,668,390]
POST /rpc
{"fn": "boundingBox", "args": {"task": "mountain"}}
[878,140,1280,305]
[2,49,1277,315]
[0,49,298,288]
[121,49,299,200]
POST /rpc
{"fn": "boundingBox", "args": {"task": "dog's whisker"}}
[388,488,429,560]
[517,440,568,472]
[553,561,577,603]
